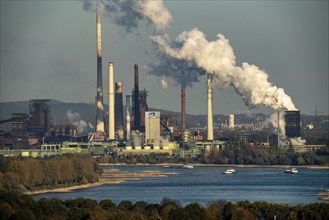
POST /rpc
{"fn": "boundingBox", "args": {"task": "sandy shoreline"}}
[25,169,178,196]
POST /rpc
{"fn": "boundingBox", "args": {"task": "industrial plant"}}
[0,13,327,158]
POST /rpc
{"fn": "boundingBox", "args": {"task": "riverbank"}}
[25,169,179,195]
[99,163,329,169]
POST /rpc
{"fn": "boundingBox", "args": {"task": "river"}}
[32,166,329,205]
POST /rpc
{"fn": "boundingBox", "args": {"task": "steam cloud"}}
[145,55,206,88]
[151,28,297,111]
[66,110,88,133]
[81,0,173,31]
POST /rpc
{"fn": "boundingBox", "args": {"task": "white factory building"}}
[145,111,161,146]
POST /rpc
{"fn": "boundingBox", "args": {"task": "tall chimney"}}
[96,14,105,132]
[181,86,186,130]
[108,62,115,140]
[207,73,214,141]
[126,95,131,140]
[115,82,124,139]
[134,64,140,131]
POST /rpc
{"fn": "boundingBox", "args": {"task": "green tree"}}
[184,202,206,220]
[117,200,133,211]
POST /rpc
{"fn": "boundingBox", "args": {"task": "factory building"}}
[115,82,124,139]
[145,111,161,146]
[229,114,235,129]
[11,113,29,149]
[29,99,52,136]
[285,110,301,138]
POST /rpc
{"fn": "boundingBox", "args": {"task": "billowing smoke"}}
[66,110,88,133]
[267,111,286,144]
[151,28,297,111]
[81,0,173,32]
[145,54,206,88]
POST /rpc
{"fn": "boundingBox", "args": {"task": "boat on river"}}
[284,168,298,174]
[224,168,236,174]
[183,165,194,169]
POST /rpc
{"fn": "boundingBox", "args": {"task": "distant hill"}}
[1,99,268,129]
[3,100,324,132]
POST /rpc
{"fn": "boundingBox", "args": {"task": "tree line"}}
[0,154,101,193]
[98,145,327,166]
[0,193,328,220]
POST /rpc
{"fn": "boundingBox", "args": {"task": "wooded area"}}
[99,145,327,166]
[0,193,328,220]
[0,154,100,193]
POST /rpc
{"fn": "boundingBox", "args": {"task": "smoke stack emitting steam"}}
[96,14,105,133]
[82,0,173,32]
[86,1,302,142]
[151,28,297,112]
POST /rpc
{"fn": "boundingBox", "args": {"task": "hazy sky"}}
[1,0,328,116]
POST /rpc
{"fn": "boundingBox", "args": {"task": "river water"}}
[32,166,329,205]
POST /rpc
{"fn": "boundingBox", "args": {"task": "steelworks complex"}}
[0,14,327,158]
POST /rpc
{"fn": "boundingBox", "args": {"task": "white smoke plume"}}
[81,0,173,32]
[151,28,297,111]
[268,111,286,144]
[146,55,206,88]
[66,110,87,133]
[160,76,168,89]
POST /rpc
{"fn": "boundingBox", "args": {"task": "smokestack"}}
[126,95,131,140]
[207,73,214,141]
[181,86,186,130]
[96,14,105,132]
[134,64,140,131]
[115,82,124,139]
[108,62,115,140]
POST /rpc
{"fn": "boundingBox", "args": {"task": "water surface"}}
[33,166,329,205]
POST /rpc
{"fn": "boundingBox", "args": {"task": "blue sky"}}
[1,0,328,115]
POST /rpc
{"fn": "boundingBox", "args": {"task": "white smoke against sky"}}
[160,76,168,89]
[66,110,87,133]
[151,28,297,111]
[81,0,173,32]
